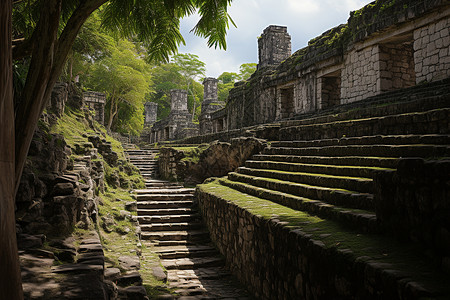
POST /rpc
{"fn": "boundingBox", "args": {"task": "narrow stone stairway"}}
[126,149,250,300]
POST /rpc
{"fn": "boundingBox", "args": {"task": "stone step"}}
[138,214,200,224]
[252,154,399,168]
[197,180,450,299]
[137,208,195,217]
[219,178,379,233]
[271,134,450,148]
[237,167,373,194]
[161,256,225,270]
[141,230,210,242]
[145,184,183,189]
[228,172,374,210]
[284,91,450,128]
[155,245,218,259]
[263,144,450,158]
[140,222,204,232]
[134,188,195,195]
[134,194,194,202]
[137,200,196,209]
[280,108,450,141]
[134,165,158,169]
[145,181,182,187]
[166,267,230,281]
[245,160,394,179]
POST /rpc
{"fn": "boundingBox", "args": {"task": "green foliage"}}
[238,63,257,81]
[216,63,257,102]
[147,53,206,121]
[84,39,152,135]
[100,0,235,62]
[218,72,239,84]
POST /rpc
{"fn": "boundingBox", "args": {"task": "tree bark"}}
[0,1,24,299]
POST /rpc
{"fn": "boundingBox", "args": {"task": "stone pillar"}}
[202,77,218,106]
[170,89,188,112]
[258,25,291,70]
[144,102,158,125]
[200,78,224,135]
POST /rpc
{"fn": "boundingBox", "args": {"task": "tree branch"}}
[12,37,34,60]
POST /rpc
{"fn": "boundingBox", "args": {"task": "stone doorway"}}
[319,72,341,110]
[164,127,170,140]
[280,86,295,119]
[379,34,416,92]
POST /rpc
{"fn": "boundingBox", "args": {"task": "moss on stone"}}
[197,180,450,290]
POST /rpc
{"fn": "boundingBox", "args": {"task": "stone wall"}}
[341,46,379,103]
[206,0,450,132]
[196,187,411,299]
[375,158,450,272]
[379,43,415,91]
[414,15,450,83]
[158,138,266,184]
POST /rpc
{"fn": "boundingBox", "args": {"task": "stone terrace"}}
[195,79,450,299]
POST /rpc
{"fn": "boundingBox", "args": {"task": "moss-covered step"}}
[237,167,373,194]
[197,180,450,299]
[227,172,374,210]
[137,208,195,217]
[245,160,394,178]
[252,154,399,168]
[133,188,195,195]
[140,230,210,242]
[218,178,378,233]
[161,256,225,270]
[271,134,450,148]
[263,144,450,158]
[280,108,450,140]
[140,222,203,232]
[133,193,194,201]
[137,200,196,209]
[155,245,219,259]
[137,214,200,224]
[280,87,450,129]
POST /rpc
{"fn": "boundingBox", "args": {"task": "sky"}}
[178,0,374,78]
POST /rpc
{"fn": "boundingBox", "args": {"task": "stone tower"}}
[144,102,158,126]
[170,89,188,112]
[258,25,291,70]
[200,78,224,135]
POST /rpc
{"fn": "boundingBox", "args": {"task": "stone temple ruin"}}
[199,77,226,134]
[144,101,158,126]
[149,89,199,143]
[146,0,450,143]
[83,91,106,125]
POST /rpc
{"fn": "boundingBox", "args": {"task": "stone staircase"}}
[126,149,250,299]
[197,85,450,298]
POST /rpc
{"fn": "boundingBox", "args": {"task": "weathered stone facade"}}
[143,102,158,126]
[83,91,106,125]
[206,0,450,133]
[199,78,225,135]
[150,89,199,143]
[258,25,291,70]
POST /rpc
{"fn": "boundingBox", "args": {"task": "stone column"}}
[170,89,188,112]
[144,102,158,125]
[258,25,291,70]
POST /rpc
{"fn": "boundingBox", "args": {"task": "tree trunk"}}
[14,0,107,194]
[0,1,24,299]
